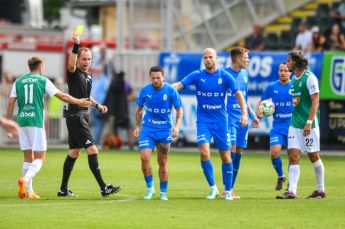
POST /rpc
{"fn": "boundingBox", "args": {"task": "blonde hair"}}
[28,56,44,71]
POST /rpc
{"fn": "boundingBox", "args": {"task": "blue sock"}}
[144,175,153,188]
[222,163,233,191]
[271,156,284,177]
[232,153,242,189]
[201,160,215,186]
[231,151,236,161]
[159,181,168,193]
[227,152,235,187]
[160,181,168,193]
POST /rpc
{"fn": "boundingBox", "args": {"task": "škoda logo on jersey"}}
[330,57,345,96]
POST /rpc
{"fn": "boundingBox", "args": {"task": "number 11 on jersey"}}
[24,84,34,104]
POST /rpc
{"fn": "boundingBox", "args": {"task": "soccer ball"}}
[258,99,275,117]
[103,135,123,149]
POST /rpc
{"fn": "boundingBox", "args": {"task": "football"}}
[258,99,275,117]
[103,135,123,149]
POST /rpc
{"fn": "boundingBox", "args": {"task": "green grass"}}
[0,148,345,229]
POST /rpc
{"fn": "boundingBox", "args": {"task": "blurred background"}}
[0,0,344,150]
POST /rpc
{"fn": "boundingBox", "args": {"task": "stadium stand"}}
[248,0,341,51]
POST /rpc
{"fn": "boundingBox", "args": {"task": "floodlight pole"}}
[116,0,126,71]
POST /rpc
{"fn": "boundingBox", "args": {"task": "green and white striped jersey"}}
[10,73,59,128]
[290,70,320,129]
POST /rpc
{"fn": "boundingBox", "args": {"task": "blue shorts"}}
[229,122,248,148]
[138,127,172,150]
[197,122,231,151]
[269,130,287,147]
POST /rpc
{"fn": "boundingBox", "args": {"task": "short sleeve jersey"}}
[10,74,59,128]
[225,67,248,125]
[262,80,293,134]
[67,68,92,113]
[136,83,182,130]
[290,70,320,129]
[181,69,239,123]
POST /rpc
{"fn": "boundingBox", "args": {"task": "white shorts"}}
[19,127,47,152]
[287,126,320,153]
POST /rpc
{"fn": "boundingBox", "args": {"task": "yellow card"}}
[75,24,84,35]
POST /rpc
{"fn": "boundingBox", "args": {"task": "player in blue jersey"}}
[173,48,248,201]
[255,62,292,191]
[134,66,183,201]
[225,47,260,199]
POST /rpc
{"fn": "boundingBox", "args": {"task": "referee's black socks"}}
[60,155,77,192]
[88,154,107,190]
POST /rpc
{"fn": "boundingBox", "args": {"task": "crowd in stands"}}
[244,0,345,52]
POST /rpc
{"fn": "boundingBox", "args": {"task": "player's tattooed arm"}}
[133,106,143,138]
[135,106,143,127]
[172,107,183,138]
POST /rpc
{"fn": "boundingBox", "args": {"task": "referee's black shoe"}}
[57,189,78,197]
[101,184,121,197]
[275,177,286,190]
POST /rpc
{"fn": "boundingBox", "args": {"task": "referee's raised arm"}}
[68,32,80,73]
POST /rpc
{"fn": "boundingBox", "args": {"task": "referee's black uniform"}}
[65,67,95,149]
[57,37,120,198]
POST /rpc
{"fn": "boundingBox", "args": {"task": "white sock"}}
[22,162,33,193]
[288,164,300,194]
[24,159,43,181]
[312,160,325,192]
[27,177,34,193]
[22,162,30,176]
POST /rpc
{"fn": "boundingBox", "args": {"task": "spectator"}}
[244,21,265,51]
[295,21,312,52]
[47,78,63,139]
[328,23,345,51]
[104,71,134,150]
[330,0,345,32]
[90,64,110,145]
[92,45,109,75]
[0,71,15,97]
[307,26,327,52]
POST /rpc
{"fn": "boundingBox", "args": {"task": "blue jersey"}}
[262,80,292,134]
[181,69,239,123]
[225,67,248,125]
[136,82,182,130]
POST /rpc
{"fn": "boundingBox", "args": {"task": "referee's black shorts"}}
[66,112,95,149]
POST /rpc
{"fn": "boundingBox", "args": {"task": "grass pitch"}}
[0,147,345,229]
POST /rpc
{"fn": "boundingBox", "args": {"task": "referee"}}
[57,32,121,197]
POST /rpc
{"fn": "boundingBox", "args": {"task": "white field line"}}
[0,194,138,207]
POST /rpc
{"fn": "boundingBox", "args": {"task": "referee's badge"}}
[163,94,167,101]
[218,78,222,84]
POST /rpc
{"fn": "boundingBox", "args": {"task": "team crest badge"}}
[218,78,222,84]
[293,97,300,106]
[163,94,167,101]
